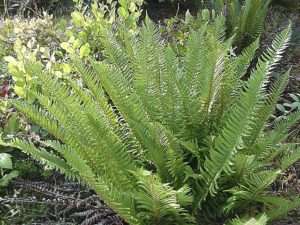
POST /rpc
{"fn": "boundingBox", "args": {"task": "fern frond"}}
[261,24,292,74]
[71,59,145,162]
[42,141,141,225]
[200,58,271,202]
[91,61,172,181]
[235,0,271,47]
[280,143,300,170]
[130,16,165,122]
[134,169,195,225]
[6,139,75,179]
[240,26,292,148]
[224,170,280,213]
[267,110,300,144]
[229,214,268,225]
[245,69,290,148]
[261,196,300,220]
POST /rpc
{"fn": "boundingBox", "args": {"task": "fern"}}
[1,13,299,225]
[229,214,268,225]
[211,0,271,49]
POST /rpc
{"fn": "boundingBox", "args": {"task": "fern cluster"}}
[211,0,271,49]
[1,12,300,225]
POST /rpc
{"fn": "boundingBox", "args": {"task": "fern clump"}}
[1,12,300,225]
[211,0,271,49]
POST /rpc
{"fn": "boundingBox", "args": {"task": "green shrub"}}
[0,13,66,98]
[63,0,143,53]
[2,13,300,225]
[2,0,143,100]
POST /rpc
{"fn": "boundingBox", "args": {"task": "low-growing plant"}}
[231,214,268,225]
[276,93,300,117]
[62,0,143,57]
[0,0,73,16]
[0,153,18,187]
[160,0,271,57]
[2,0,144,100]
[211,0,271,49]
[0,13,67,98]
[2,12,300,225]
[160,0,271,51]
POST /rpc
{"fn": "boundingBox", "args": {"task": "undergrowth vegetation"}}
[0,0,300,225]
[212,0,271,49]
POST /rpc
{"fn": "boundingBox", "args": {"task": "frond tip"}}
[229,214,268,225]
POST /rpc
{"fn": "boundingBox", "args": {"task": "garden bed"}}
[0,1,300,225]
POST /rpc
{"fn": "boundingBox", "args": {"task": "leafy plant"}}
[0,153,18,187]
[211,0,271,49]
[160,0,271,57]
[230,214,268,225]
[0,0,73,16]
[0,13,67,98]
[0,112,21,187]
[276,93,300,117]
[160,0,271,50]
[2,0,144,100]
[62,0,143,57]
[2,12,300,225]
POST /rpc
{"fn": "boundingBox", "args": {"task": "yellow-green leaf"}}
[0,153,12,169]
[79,43,91,58]
[71,11,85,27]
[62,63,72,74]
[15,86,25,97]
[118,7,129,19]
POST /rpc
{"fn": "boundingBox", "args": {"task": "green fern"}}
[229,214,268,225]
[211,0,271,49]
[1,13,299,225]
